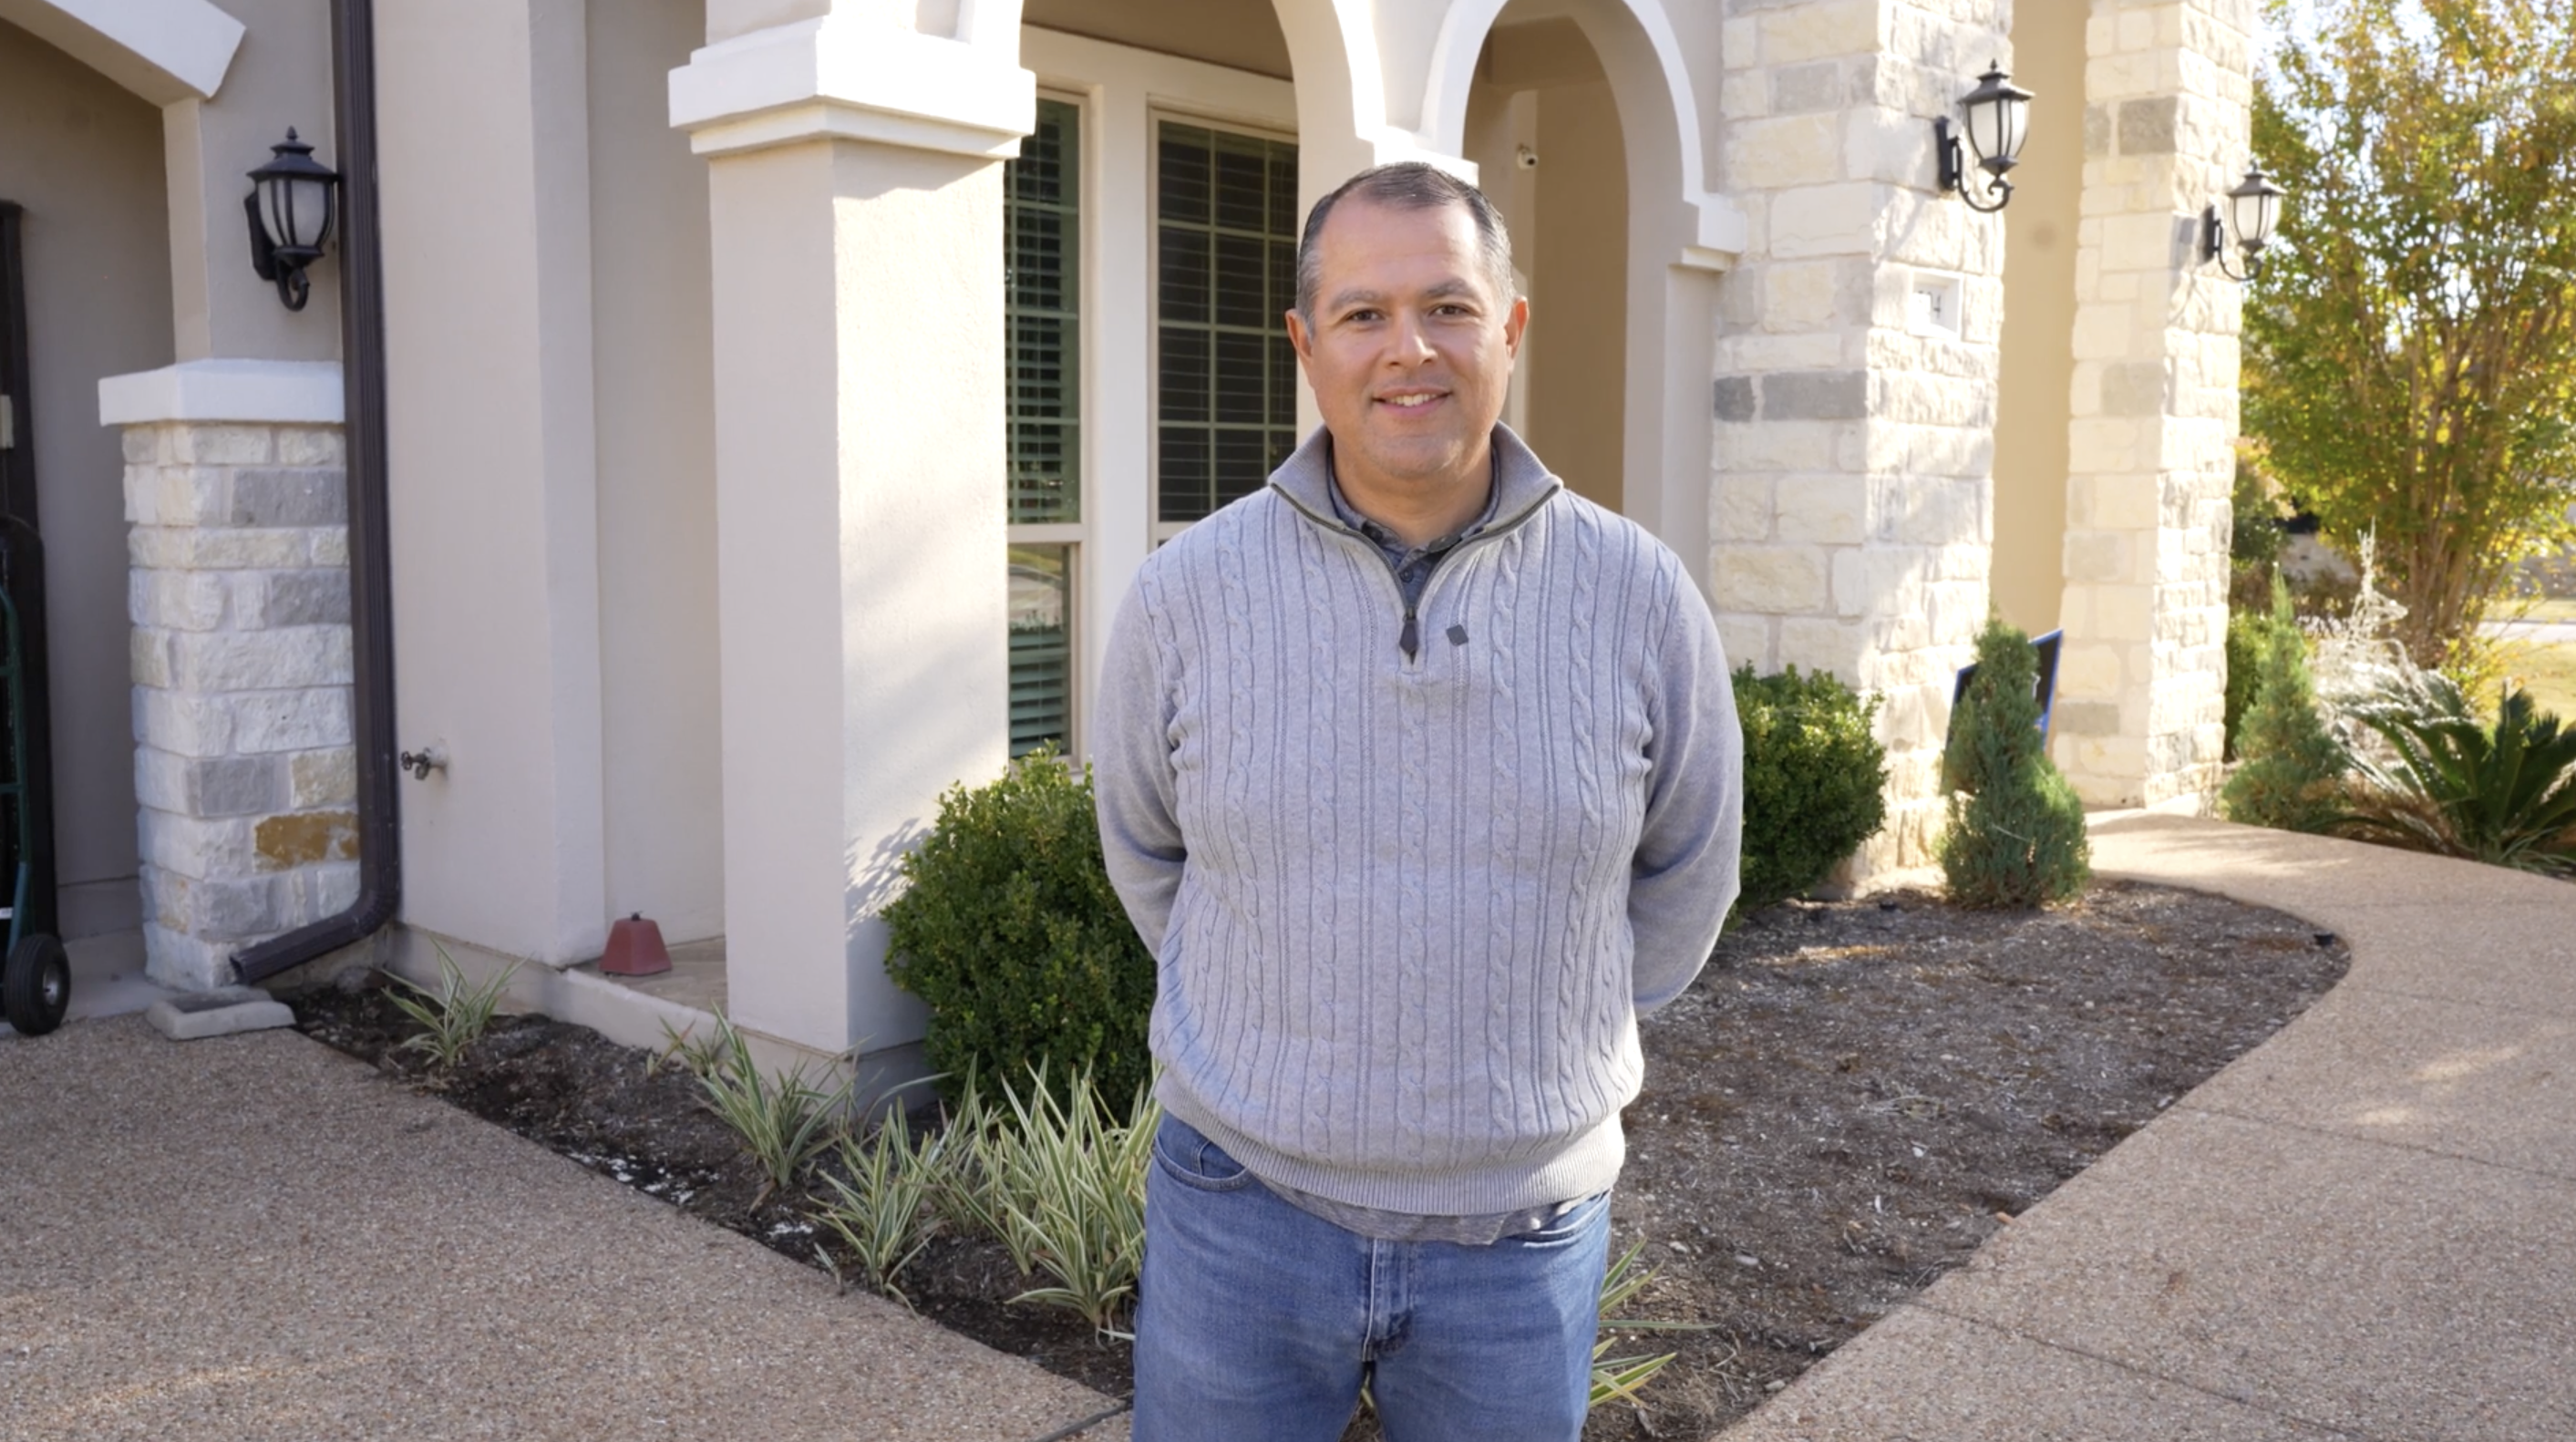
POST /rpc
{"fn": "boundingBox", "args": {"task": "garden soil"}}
[292,879,2346,1441]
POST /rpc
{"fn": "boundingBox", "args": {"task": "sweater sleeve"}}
[1628,576,1743,1014]
[1091,576,1187,959]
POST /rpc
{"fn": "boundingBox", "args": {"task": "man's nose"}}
[1386,310,1437,365]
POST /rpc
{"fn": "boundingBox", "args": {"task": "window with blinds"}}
[1008,99,1080,527]
[1005,98,1080,757]
[1156,121,1301,525]
[1007,544,1073,757]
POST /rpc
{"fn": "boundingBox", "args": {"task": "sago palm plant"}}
[2338,674,2576,876]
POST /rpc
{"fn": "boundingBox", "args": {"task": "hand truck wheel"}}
[2,932,67,1035]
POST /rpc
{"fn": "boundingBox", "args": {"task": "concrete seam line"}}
[1020,1401,1132,1442]
[2177,1104,2576,1188]
[1904,1303,2383,1440]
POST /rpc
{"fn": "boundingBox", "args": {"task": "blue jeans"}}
[1132,1115,1611,1442]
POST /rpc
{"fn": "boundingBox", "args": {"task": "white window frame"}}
[1015,26,1299,754]
[1004,88,1093,757]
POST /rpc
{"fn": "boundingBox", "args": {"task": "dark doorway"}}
[0,201,59,938]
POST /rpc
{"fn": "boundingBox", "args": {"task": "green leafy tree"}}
[2221,581,2351,831]
[1939,621,2091,909]
[2243,0,2576,669]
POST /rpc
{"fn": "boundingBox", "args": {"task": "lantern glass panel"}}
[266,175,333,252]
[1965,96,2004,165]
[1992,97,2028,170]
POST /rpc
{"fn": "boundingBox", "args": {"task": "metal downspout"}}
[232,0,397,984]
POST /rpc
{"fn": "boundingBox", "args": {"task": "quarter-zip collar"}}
[1269,423,1561,662]
[1269,422,1561,542]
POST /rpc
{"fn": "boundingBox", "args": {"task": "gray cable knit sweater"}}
[1093,424,1743,1218]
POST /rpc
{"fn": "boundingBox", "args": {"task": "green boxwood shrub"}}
[1732,664,1889,915]
[1939,619,2091,909]
[882,748,1153,1111]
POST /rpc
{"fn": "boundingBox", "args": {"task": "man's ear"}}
[1503,295,1530,357]
[1285,308,1315,373]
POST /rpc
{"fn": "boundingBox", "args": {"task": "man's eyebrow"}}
[1323,279,1479,313]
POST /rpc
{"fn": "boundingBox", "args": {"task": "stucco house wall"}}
[45,0,2259,1069]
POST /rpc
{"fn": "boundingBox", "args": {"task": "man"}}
[1093,162,1742,1442]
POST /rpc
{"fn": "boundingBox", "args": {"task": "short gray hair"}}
[1293,162,1520,324]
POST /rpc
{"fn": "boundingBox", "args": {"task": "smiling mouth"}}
[1378,392,1445,409]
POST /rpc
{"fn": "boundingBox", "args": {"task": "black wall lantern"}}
[1937,63,2035,213]
[245,129,339,311]
[2201,163,2286,281]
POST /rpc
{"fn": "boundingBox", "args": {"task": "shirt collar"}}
[1324,451,1502,556]
[1273,421,1558,540]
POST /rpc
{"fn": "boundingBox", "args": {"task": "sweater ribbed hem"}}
[1158,1084,1628,1218]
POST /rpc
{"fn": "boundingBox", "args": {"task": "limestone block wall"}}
[1711,0,2011,870]
[120,420,356,989]
[2054,0,2252,807]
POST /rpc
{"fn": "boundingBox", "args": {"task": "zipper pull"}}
[1399,609,1418,660]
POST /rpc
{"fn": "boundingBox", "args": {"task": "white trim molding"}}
[1418,0,1744,268]
[99,359,345,427]
[669,15,1036,160]
[0,0,244,105]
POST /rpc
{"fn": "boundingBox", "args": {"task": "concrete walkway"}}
[1721,812,2576,1442]
[0,1016,1129,1442]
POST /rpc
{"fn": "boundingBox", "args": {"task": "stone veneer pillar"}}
[2051,0,2252,808]
[117,409,355,990]
[1710,0,2013,871]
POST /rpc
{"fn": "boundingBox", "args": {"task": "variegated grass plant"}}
[665,1010,856,1207]
[1589,1240,1690,1408]
[813,1102,951,1306]
[384,943,520,1072]
[650,1015,728,1081]
[889,1063,1156,1337]
[975,1063,1159,1337]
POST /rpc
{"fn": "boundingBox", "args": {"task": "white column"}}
[375,0,608,965]
[2055,0,2252,809]
[672,8,1029,1056]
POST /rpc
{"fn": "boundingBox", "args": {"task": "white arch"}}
[1265,0,1486,198]
[0,0,244,105]
[1417,0,1741,266]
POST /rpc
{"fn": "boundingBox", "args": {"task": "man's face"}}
[1286,197,1528,505]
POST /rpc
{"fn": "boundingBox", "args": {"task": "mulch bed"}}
[291,878,2345,1439]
